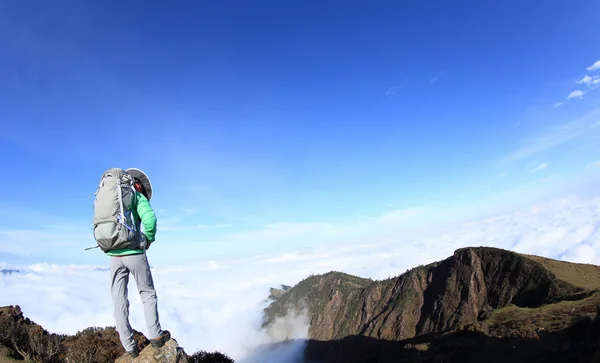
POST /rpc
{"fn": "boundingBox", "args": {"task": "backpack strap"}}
[130,185,138,233]
[116,177,136,234]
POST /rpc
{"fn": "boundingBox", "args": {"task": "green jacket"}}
[106,192,157,256]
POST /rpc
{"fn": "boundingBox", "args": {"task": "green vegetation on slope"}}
[486,291,600,337]
[0,345,20,363]
[523,254,600,290]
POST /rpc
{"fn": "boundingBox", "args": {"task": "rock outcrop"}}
[268,285,292,302]
[115,339,187,363]
[1,269,19,276]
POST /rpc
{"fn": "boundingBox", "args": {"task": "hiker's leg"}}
[110,257,136,352]
[127,253,162,339]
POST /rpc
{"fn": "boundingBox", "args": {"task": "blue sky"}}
[1,0,600,266]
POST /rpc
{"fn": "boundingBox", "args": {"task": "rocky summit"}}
[115,339,187,363]
[0,305,233,363]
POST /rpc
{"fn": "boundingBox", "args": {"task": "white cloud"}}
[576,75,600,86]
[587,60,600,72]
[146,207,432,267]
[568,89,586,99]
[560,243,596,264]
[2,192,600,362]
[0,226,96,261]
[578,75,593,84]
[0,259,312,362]
[551,62,600,107]
[531,162,548,173]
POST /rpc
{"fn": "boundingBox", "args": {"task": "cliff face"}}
[264,247,596,343]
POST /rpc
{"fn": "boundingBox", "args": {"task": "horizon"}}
[3,193,600,360]
[1,1,600,362]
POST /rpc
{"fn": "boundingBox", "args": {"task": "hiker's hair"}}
[134,179,149,199]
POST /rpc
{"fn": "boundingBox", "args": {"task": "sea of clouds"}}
[2,192,600,362]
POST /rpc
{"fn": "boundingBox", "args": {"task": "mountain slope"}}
[523,253,600,290]
[264,246,600,347]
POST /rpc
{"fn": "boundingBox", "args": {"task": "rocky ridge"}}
[264,246,600,362]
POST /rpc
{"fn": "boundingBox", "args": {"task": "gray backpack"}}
[91,168,143,252]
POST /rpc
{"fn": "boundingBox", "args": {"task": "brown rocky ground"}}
[0,305,233,363]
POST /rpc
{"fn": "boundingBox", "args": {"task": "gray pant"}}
[110,253,162,352]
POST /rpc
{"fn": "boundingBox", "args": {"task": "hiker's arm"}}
[136,193,157,243]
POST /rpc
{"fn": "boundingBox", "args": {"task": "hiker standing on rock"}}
[91,168,170,358]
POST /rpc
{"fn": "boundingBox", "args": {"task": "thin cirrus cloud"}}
[429,70,446,85]
[384,79,408,98]
[197,223,232,229]
[531,162,548,173]
[586,161,600,168]
[501,107,600,162]
[2,193,600,363]
[385,86,397,98]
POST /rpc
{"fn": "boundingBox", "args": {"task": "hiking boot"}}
[150,330,171,348]
[127,346,139,358]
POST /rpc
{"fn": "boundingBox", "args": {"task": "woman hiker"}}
[107,168,170,358]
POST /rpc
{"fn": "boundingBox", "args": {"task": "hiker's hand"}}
[146,241,151,250]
